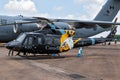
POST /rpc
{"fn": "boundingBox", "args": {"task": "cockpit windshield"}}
[16,33,26,42]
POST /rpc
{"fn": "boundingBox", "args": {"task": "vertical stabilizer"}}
[94,0,120,21]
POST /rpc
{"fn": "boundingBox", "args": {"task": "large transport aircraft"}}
[0,0,120,43]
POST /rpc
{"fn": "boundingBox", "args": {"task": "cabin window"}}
[28,37,33,45]
[46,38,53,45]
[38,37,42,44]
[54,39,60,46]
[32,36,38,46]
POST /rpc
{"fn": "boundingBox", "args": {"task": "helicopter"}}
[6,25,77,56]
[6,26,117,57]
[5,17,118,57]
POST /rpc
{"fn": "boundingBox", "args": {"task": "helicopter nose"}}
[5,41,17,49]
[5,43,14,49]
[5,41,21,50]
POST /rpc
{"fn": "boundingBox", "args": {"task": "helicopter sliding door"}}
[22,34,45,53]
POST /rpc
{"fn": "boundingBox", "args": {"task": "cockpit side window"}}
[23,37,33,45]
[22,36,33,49]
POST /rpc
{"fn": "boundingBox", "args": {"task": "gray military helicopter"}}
[5,18,117,57]
[5,19,76,56]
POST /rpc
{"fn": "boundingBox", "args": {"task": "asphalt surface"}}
[0,43,120,80]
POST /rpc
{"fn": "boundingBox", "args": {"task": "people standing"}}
[78,47,83,58]
[114,39,117,45]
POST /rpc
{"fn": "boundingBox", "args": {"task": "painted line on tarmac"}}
[30,61,68,75]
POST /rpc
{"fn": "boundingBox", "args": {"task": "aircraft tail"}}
[94,0,120,21]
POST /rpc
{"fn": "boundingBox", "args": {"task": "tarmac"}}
[0,42,120,80]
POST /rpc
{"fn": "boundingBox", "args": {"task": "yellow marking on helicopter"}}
[74,38,81,45]
[59,30,75,52]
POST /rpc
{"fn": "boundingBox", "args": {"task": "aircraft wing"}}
[34,17,120,25]
[54,19,120,25]
[33,17,120,28]
[0,17,120,27]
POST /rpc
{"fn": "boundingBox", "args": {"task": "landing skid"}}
[8,51,61,58]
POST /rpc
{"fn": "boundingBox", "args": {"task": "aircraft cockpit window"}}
[23,37,33,49]
[16,34,26,42]
[23,37,33,45]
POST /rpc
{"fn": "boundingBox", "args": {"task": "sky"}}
[0,0,120,37]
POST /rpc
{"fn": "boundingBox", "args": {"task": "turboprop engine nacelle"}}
[13,21,41,33]
[53,22,74,30]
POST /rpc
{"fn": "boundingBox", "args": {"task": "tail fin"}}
[94,0,120,21]
[107,18,118,38]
